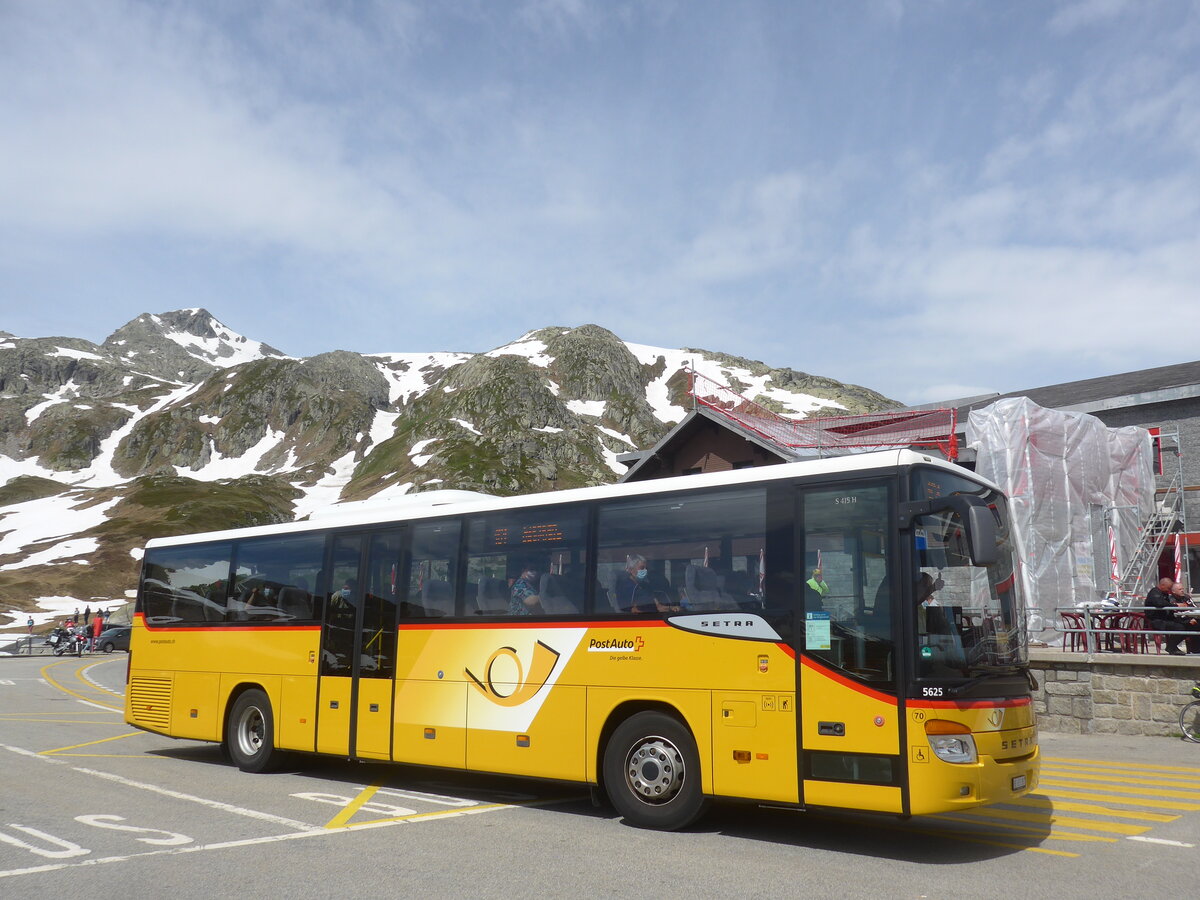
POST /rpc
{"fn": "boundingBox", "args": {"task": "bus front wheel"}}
[602,711,707,831]
[226,689,281,773]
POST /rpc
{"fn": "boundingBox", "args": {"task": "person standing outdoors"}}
[91,614,104,651]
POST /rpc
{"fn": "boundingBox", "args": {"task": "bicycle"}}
[1181,683,1200,743]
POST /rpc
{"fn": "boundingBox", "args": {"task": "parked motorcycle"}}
[45,626,84,657]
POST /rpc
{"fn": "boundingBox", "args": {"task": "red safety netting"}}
[689,369,957,460]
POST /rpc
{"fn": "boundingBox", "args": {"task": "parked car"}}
[96,625,130,653]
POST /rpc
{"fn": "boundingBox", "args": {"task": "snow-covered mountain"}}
[0,310,898,631]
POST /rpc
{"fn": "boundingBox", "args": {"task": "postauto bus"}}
[126,449,1038,830]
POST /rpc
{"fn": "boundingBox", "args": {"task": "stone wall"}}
[1029,649,1200,735]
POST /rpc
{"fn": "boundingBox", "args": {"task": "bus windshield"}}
[911,467,1027,681]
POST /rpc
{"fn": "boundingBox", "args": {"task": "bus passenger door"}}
[317,535,364,757]
[355,531,400,759]
[797,483,903,814]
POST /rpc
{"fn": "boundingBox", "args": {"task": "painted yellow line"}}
[78,661,126,699]
[43,754,150,758]
[1041,764,1200,784]
[1044,756,1200,775]
[925,814,1117,843]
[42,731,143,756]
[1039,769,1200,792]
[349,803,524,828]
[324,782,384,829]
[1037,787,1200,812]
[0,724,129,729]
[39,661,123,712]
[1040,778,1200,801]
[951,806,1150,835]
[1006,796,1178,823]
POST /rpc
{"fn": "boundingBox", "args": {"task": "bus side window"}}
[140,544,232,625]
[402,520,460,618]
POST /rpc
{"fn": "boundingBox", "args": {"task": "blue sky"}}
[2,0,1197,405]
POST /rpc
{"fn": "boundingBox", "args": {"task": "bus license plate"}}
[1012,775,1027,791]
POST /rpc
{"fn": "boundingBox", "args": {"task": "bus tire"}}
[226,689,281,773]
[602,711,707,831]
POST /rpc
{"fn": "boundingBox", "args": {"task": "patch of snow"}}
[130,547,144,560]
[486,338,552,368]
[450,418,481,435]
[370,352,472,405]
[596,425,635,447]
[546,381,561,396]
[0,596,103,633]
[179,427,290,480]
[366,409,400,452]
[74,404,92,410]
[0,494,119,561]
[1,537,100,571]
[567,399,606,417]
[290,451,363,520]
[159,313,286,368]
[533,425,564,434]
[409,438,438,467]
[52,346,105,361]
[597,437,625,475]
[624,341,846,423]
[199,415,220,425]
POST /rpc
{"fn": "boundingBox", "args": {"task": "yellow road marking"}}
[1044,756,1200,775]
[349,802,515,828]
[324,782,384,829]
[1006,797,1178,823]
[1041,764,1200,784]
[42,731,143,756]
[77,661,126,699]
[1039,777,1200,800]
[951,806,1150,835]
[0,724,130,729]
[1037,787,1200,812]
[1039,769,1200,792]
[925,814,1117,843]
[39,661,123,712]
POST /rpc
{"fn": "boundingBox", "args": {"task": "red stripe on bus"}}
[400,619,673,631]
[800,655,897,705]
[908,696,1032,710]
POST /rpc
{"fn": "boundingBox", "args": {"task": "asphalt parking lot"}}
[1,655,1198,899]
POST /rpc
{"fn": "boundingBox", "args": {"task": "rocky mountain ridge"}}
[0,309,899,625]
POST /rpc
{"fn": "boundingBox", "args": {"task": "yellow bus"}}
[126,449,1038,830]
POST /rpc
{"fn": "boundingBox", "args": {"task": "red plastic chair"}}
[1059,611,1087,651]
[1122,612,1149,654]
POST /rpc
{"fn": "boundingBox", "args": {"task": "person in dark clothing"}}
[1169,582,1200,654]
[1146,576,1185,654]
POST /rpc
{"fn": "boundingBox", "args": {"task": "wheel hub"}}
[625,737,685,804]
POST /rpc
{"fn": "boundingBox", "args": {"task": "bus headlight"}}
[927,734,977,764]
[925,719,978,764]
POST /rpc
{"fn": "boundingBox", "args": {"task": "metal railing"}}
[1054,605,1199,659]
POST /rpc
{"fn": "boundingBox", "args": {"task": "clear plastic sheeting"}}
[966,397,1154,643]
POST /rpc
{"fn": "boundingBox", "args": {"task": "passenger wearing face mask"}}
[615,554,677,614]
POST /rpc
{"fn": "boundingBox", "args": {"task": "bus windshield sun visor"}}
[897,495,999,567]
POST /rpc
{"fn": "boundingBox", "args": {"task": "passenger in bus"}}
[509,561,544,615]
[615,555,677,614]
[805,568,829,601]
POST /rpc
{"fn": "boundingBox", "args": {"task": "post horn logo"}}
[464,640,560,707]
[987,709,1005,728]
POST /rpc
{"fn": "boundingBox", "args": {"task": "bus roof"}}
[144,449,993,549]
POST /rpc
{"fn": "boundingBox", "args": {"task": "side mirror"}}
[898,494,999,567]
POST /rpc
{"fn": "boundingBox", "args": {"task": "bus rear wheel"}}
[226,689,281,773]
[602,711,707,831]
